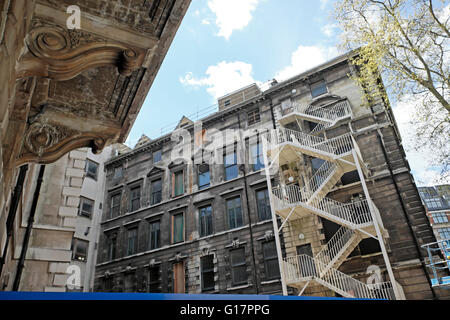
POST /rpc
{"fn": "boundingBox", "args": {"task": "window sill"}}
[261,279,281,285]
[227,284,252,291]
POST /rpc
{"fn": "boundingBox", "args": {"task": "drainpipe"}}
[236,112,259,294]
[12,165,45,291]
[0,165,29,281]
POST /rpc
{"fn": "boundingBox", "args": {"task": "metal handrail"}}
[284,254,395,299]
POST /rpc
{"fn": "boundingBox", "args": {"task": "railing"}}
[315,226,356,275]
[266,128,354,157]
[286,254,395,299]
[272,183,373,227]
[290,100,352,123]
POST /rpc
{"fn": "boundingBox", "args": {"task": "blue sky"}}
[127,0,445,186]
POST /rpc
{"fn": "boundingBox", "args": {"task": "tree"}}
[334,0,449,183]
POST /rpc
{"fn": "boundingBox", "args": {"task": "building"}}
[419,185,450,242]
[94,51,447,299]
[0,0,190,291]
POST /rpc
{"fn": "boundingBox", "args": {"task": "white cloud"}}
[201,19,211,25]
[207,0,260,40]
[321,23,337,37]
[274,45,339,81]
[180,61,256,99]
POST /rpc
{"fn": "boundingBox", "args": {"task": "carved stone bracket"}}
[16,117,110,166]
[17,25,145,81]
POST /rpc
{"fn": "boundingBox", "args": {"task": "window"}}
[124,273,135,292]
[85,159,98,180]
[224,151,238,181]
[247,109,261,126]
[72,238,89,261]
[172,213,184,243]
[262,241,280,280]
[104,276,113,292]
[227,197,243,229]
[224,99,231,107]
[310,80,327,98]
[149,266,161,292]
[113,166,122,179]
[153,150,162,163]
[432,212,448,224]
[198,164,210,190]
[201,255,215,291]
[250,141,264,171]
[107,233,117,261]
[127,228,138,256]
[230,248,247,285]
[110,194,121,218]
[280,99,292,115]
[149,220,160,250]
[172,171,184,197]
[199,205,213,237]
[438,228,450,240]
[256,189,271,221]
[130,186,141,212]
[151,179,162,205]
[425,198,444,209]
[79,197,94,218]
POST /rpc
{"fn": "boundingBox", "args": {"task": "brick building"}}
[419,185,450,242]
[94,51,447,299]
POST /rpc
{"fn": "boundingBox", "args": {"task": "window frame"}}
[432,212,448,224]
[256,188,271,221]
[85,159,99,180]
[226,196,243,230]
[106,232,117,261]
[110,193,121,219]
[198,163,211,190]
[79,196,95,218]
[148,220,161,250]
[230,247,247,286]
[148,266,161,293]
[153,149,162,163]
[262,241,280,280]
[201,255,215,292]
[250,140,265,172]
[126,227,138,256]
[247,109,261,126]
[129,185,141,212]
[438,227,450,240]
[171,212,185,244]
[199,205,213,237]
[172,170,184,198]
[113,166,123,179]
[224,150,238,181]
[310,79,328,98]
[72,238,89,262]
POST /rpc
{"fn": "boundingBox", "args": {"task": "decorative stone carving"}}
[17,24,144,81]
[24,121,61,157]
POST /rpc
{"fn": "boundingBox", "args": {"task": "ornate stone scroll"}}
[17,25,145,81]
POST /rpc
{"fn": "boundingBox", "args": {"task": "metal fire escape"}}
[262,100,403,300]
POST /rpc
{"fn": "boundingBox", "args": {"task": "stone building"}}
[418,185,450,242]
[94,51,448,299]
[0,0,190,291]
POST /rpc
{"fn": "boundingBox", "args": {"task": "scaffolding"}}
[422,239,450,288]
[262,100,404,300]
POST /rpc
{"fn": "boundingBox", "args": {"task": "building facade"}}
[94,52,447,299]
[419,185,450,242]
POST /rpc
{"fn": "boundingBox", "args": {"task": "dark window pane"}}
[86,160,98,180]
[224,152,238,180]
[153,150,162,163]
[248,109,261,125]
[149,221,160,250]
[198,164,211,190]
[127,228,138,256]
[227,197,243,229]
[79,197,94,218]
[230,248,247,285]
[251,142,265,171]
[114,167,122,179]
[130,186,141,212]
[173,171,184,197]
[311,80,327,98]
[256,189,271,221]
[199,206,213,237]
[263,241,280,280]
[201,255,215,291]
[149,266,161,293]
[110,194,121,218]
[151,179,162,205]
[173,213,184,243]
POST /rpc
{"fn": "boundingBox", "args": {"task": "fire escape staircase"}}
[265,100,395,299]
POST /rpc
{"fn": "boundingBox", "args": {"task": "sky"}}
[127,0,447,187]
